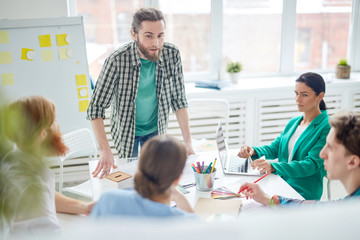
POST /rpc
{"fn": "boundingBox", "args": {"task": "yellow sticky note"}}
[0,51,12,64]
[75,74,87,86]
[0,31,9,44]
[1,73,14,85]
[41,49,53,62]
[56,34,68,46]
[79,100,89,112]
[77,87,89,99]
[39,34,51,47]
[59,48,70,60]
[21,48,34,61]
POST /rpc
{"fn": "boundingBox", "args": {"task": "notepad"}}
[194,198,242,219]
[195,80,228,90]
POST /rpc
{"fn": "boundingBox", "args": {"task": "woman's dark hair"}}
[296,72,327,110]
[134,135,187,199]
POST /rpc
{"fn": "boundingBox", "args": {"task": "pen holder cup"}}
[194,167,216,191]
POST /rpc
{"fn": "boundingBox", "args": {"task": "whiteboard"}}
[0,17,92,134]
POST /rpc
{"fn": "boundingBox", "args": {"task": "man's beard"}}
[42,128,68,157]
[136,40,162,62]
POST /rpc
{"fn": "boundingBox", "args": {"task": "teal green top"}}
[253,111,330,200]
[135,59,158,136]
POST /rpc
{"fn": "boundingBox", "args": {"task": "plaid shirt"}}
[87,42,188,157]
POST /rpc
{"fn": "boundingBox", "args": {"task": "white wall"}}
[0,0,68,19]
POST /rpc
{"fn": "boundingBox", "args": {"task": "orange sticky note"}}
[0,31,9,44]
[77,87,89,99]
[0,51,12,64]
[39,34,51,47]
[1,73,14,85]
[79,100,89,112]
[56,34,68,46]
[21,48,34,61]
[75,74,87,86]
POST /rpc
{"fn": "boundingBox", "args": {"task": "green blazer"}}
[252,110,330,200]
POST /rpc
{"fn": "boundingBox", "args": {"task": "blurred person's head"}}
[320,111,360,188]
[5,95,67,157]
[134,135,187,200]
[0,92,12,158]
[131,8,165,61]
[295,72,326,112]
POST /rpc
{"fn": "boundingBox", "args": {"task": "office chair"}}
[59,128,97,199]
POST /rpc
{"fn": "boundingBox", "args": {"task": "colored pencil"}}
[204,162,212,173]
[210,158,217,173]
[237,172,271,194]
[197,162,202,172]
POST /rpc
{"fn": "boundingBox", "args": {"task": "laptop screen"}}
[215,121,227,165]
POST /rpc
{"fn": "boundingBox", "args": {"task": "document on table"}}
[194,198,242,219]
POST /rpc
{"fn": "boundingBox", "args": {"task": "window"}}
[74,0,358,82]
[223,0,283,74]
[77,0,144,80]
[159,0,211,76]
[294,0,352,71]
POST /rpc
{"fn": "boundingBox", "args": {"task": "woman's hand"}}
[251,159,275,173]
[239,183,271,206]
[170,187,194,213]
[83,201,97,216]
[238,145,255,158]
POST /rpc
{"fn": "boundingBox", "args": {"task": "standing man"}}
[87,8,194,178]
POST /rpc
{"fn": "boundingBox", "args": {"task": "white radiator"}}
[352,92,360,111]
[256,94,342,145]
[167,100,246,149]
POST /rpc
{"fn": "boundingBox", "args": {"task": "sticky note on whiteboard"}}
[1,73,15,85]
[77,87,89,99]
[79,100,89,112]
[0,52,12,64]
[39,34,51,47]
[75,74,87,86]
[56,33,69,46]
[0,31,9,44]
[41,49,53,62]
[59,48,71,60]
[21,48,34,61]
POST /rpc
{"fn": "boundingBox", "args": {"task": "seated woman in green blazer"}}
[239,111,360,206]
[238,72,330,200]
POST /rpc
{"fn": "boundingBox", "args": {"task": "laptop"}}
[215,121,261,176]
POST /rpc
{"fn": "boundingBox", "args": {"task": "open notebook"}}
[194,198,242,219]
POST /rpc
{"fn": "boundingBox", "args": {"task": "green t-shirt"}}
[135,58,158,136]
